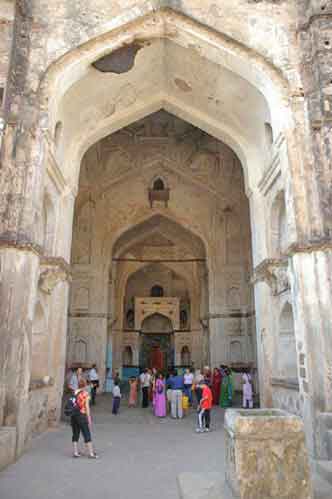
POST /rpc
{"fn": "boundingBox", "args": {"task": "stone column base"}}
[0,427,16,471]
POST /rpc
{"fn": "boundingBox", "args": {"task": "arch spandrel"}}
[110,213,208,263]
[37,9,291,196]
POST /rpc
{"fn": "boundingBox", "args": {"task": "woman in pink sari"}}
[154,373,166,417]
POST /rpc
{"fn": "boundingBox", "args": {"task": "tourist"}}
[203,365,212,386]
[220,366,233,408]
[168,369,184,419]
[193,369,204,407]
[88,364,99,406]
[71,378,98,458]
[242,372,253,409]
[112,380,121,415]
[86,379,92,398]
[140,369,151,408]
[69,367,83,393]
[183,368,194,405]
[128,377,138,408]
[113,371,121,385]
[211,367,222,405]
[166,371,173,413]
[154,373,166,417]
[196,380,213,433]
[150,367,157,405]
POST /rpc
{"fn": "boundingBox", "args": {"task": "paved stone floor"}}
[0,395,331,499]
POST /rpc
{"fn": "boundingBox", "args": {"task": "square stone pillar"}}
[290,249,332,458]
[224,408,313,499]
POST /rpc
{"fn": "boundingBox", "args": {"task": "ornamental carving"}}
[252,259,290,296]
[39,258,71,294]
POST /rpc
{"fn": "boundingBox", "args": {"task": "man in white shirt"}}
[88,364,99,405]
[184,368,194,405]
[140,369,151,408]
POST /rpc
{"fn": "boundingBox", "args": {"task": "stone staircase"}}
[316,413,332,485]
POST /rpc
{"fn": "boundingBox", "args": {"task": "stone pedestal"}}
[224,409,313,499]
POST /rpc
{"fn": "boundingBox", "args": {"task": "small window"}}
[264,122,273,147]
[153,178,165,191]
[151,285,164,297]
[54,121,63,148]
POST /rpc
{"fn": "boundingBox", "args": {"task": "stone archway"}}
[3,5,332,466]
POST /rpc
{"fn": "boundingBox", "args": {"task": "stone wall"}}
[28,388,49,437]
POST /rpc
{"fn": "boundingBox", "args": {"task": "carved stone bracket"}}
[252,258,290,296]
[39,257,71,294]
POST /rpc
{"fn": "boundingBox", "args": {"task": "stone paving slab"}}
[177,472,232,499]
[0,396,330,499]
[0,396,225,499]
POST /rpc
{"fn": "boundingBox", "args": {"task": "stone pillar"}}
[253,280,273,408]
[289,247,332,458]
[224,408,313,499]
[0,247,39,456]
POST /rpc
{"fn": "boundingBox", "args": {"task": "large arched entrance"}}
[6,7,331,466]
[36,10,296,426]
[67,110,256,389]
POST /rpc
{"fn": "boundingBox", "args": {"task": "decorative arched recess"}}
[123,346,133,366]
[270,191,288,258]
[37,8,291,196]
[141,313,174,333]
[31,301,48,380]
[278,301,297,380]
[181,346,191,366]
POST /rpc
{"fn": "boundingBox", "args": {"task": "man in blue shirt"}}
[168,370,184,418]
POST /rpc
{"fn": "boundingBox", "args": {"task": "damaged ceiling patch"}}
[92,43,143,74]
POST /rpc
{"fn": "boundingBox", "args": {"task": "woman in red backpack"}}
[71,378,98,458]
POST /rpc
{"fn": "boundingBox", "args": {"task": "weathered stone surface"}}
[0,427,16,472]
[0,0,331,477]
[225,408,313,499]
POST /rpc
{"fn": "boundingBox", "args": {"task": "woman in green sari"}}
[220,367,233,408]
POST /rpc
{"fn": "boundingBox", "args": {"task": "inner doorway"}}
[140,314,174,370]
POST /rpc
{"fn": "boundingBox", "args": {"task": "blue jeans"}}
[184,384,193,404]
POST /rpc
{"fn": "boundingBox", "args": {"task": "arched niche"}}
[271,191,288,258]
[31,302,48,380]
[181,346,191,366]
[43,193,56,256]
[152,178,166,191]
[230,340,243,364]
[141,313,173,334]
[278,302,297,380]
[151,285,164,297]
[123,346,133,366]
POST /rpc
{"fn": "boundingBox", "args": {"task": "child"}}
[242,372,253,409]
[112,380,121,415]
[196,380,213,433]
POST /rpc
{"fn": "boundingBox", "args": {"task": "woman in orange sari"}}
[128,377,138,407]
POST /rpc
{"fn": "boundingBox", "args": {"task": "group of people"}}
[65,363,254,458]
[211,365,254,409]
[129,368,213,432]
[123,365,253,416]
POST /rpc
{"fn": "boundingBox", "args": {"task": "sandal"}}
[73,453,81,458]
[88,453,99,459]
